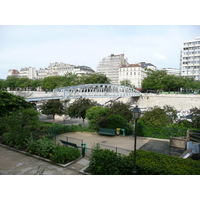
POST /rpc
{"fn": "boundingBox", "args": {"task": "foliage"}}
[87,146,200,175]
[86,106,110,130]
[0,108,40,149]
[2,76,18,90]
[30,79,42,90]
[132,150,200,175]
[27,136,55,158]
[67,98,97,123]
[4,108,39,134]
[79,73,110,84]
[190,107,200,129]
[87,144,125,175]
[1,131,29,149]
[101,114,133,135]
[142,69,200,92]
[107,101,133,122]
[139,106,172,127]
[15,78,31,89]
[0,91,32,117]
[120,79,135,88]
[39,99,66,123]
[137,123,188,139]
[50,145,80,164]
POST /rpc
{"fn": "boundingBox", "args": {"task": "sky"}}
[1,25,200,79]
[0,1,200,80]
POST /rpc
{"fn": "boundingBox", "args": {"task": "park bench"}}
[60,140,78,148]
[98,128,116,136]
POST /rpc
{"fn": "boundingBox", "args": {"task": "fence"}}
[60,137,132,158]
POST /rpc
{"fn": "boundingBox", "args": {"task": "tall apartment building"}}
[19,67,37,79]
[180,37,200,80]
[97,54,128,84]
[119,62,156,89]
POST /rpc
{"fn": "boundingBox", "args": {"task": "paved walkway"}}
[0,145,89,175]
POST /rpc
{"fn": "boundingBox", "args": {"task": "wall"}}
[138,94,200,111]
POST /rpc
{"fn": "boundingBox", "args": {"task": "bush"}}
[50,145,80,164]
[86,146,200,175]
[87,144,123,175]
[134,150,200,175]
[1,131,29,149]
[27,136,55,159]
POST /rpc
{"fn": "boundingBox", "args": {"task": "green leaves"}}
[67,98,97,123]
[142,69,200,92]
[87,147,200,175]
[0,91,32,117]
[50,145,80,164]
[39,99,66,123]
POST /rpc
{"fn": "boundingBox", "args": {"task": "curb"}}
[0,143,82,168]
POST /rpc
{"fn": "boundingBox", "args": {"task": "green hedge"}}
[137,125,187,139]
[86,146,200,175]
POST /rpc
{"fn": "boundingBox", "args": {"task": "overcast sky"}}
[0,25,200,79]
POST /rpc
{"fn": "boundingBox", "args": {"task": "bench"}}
[60,140,78,148]
[98,128,116,136]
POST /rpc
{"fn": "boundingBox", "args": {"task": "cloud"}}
[152,53,167,62]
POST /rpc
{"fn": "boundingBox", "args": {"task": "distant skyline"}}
[0,25,200,79]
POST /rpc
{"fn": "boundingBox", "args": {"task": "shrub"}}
[87,146,200,175]
[1,131,29,149]
[27,136,55,159]
[133,150,200,175]
[50,145,80,164]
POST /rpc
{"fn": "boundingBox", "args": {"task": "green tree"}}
[0,79,5,90]
[2,108,39,149]
[0,91,32,117]
[39,99,66,123]
[190,107,200,129]
[15,78,31,90]
[120,79,135,88]
[30,79,42,90]
[67,98,97,124]
[80,73,110,84]
[3,76,18,90]
[107,101,133,122]
[86,106,110,129]
[138,106,172,127]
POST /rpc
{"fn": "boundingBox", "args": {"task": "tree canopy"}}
[67,98,97,123]
[142,70,200,92]
[39,99,66,123]
[138,106,173,127]
[0,91,32,117]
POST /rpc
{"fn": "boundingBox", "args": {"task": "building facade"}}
[161,68,181,76]
[119,62,156,89]
[97,54,128,84]
[7,69,19,78]
[18,67,37,79]
[180,37,200,80]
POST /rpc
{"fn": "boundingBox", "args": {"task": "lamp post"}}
[131,105,141,175]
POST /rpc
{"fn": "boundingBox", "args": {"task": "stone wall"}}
[138,94,200,111]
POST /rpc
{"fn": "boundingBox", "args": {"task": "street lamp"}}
[131,105,141,174]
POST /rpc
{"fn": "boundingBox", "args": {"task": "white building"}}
[19,67,37,79]
[161,68,181,76]
[97,54,128,84]
[7,69,19,78]
[37,68,49,79]
[119,62,156,89]
[48,62,94,76]
[180,37,200,80]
